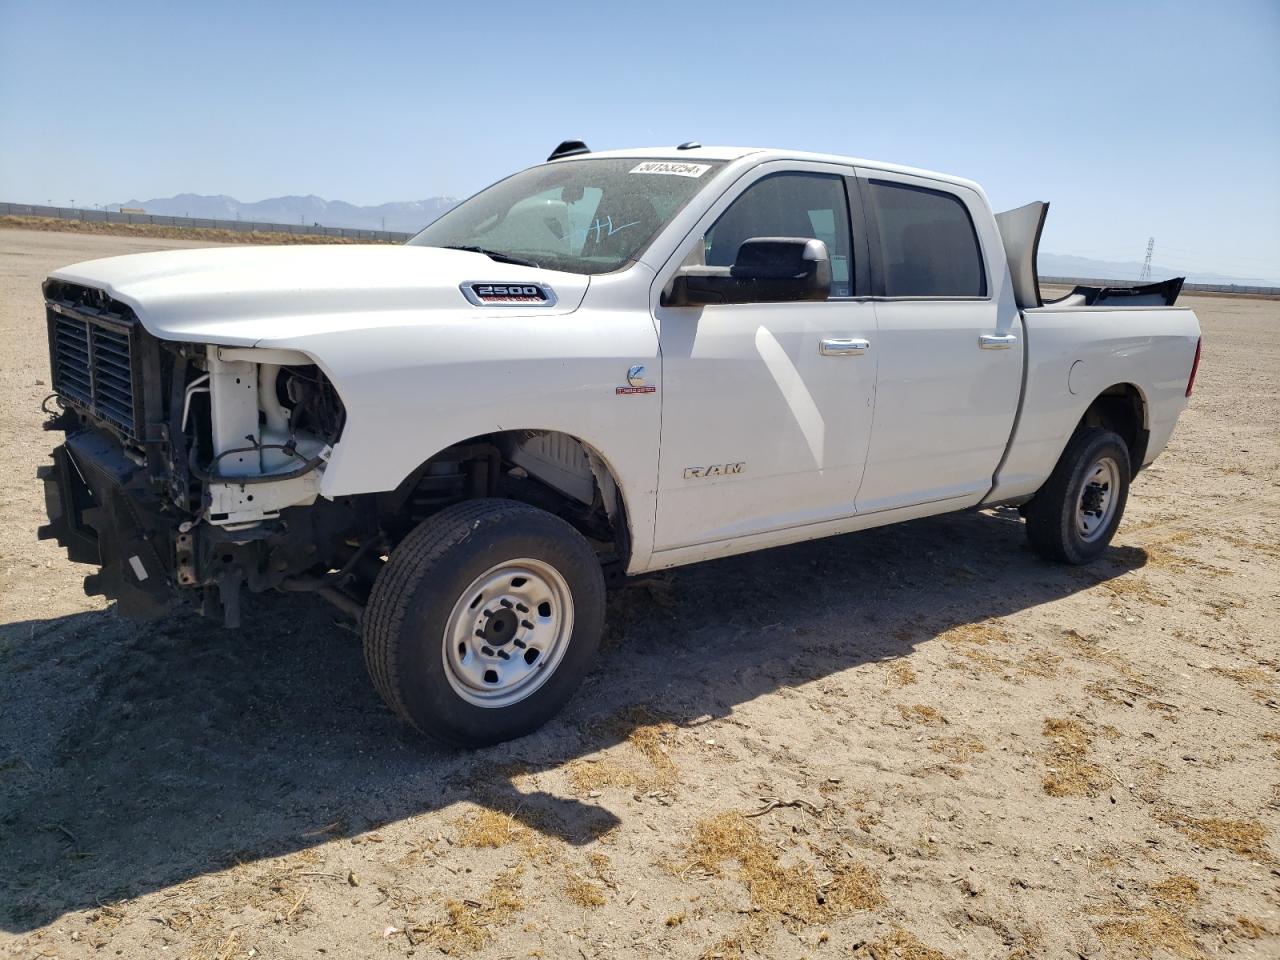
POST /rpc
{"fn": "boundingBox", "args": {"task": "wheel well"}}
[1079,384,1148,473]
[379,430,630,573]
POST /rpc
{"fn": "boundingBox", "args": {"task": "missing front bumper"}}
[37,430,176,618]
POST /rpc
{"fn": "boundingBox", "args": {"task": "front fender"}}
[261,301,663,571]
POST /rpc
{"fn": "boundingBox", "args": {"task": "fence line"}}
[1041,275,1279,297]
[1,201,413,243]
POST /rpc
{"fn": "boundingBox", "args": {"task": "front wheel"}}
[363,499,606,747]
[1024,427,1131,564]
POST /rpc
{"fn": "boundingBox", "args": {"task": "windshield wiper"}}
[440,245,541,269]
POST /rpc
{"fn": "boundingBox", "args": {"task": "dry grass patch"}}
[1121,527,1228,578]
[586,851,613,879]
[699,931,754,960]
[189,933,244,960]
[410,866,524,953]
[1156,550,1228,579]
[455,808,528,848]
[1263,731,1280,762]
[452,806,553,865]
[1210,665,1275,690]
[1218,530,1280,559]
[563,868,607,907]
[929,733,986,763]
[1094,874,1202,959]
[896,704,949,726]
[1149,874,1200,907]
[1041,717,1109,797]
[890,662,918,685]
[947,646,1013,677]
[939,620,1030,679]
[1155,809,1272,861]
[940,620,1011,646]
[1060,629,1158,692]
[851,926,953,959]
[1234,915,1269,939]
[567,709,680,792]
[1102,574,1170,606]
[153,859,329,957]
[683,812,882,926]
[1017,647,1062,678]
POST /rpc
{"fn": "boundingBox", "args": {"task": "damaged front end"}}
[37,280,371,625]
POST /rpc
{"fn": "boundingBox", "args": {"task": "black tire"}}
[1024,427,1131,564]
[363,499,606,747]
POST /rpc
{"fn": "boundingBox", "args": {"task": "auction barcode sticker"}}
[630,161,711,178]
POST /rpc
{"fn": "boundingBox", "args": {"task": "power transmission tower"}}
[1139,237,1154,282]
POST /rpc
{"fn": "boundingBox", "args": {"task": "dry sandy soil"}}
[1,229,1277,959]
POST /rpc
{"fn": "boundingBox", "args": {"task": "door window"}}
[703,173,854,296]
[867,180,987,297]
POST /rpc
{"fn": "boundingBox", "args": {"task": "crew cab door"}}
[852,170,1023,513]
[650,162,877,552]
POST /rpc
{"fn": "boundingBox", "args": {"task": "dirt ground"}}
[1,229,1277,960]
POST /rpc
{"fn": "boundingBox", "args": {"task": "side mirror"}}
[662,237,832,306]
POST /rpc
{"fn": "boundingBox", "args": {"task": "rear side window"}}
[704,173,854,297]
[867,180,986,298]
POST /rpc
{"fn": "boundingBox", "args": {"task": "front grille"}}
[46,282,142,440]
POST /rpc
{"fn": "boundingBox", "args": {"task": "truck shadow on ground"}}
[0,507,1146,931]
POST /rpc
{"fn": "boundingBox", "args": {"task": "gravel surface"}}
[1,230,1277,959]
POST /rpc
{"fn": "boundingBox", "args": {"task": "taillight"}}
[1185,337,1201,397]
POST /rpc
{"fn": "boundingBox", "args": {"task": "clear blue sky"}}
[2,0,1277,280]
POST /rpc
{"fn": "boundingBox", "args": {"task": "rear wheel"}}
[1024,427,1131,564]
[363,499,605,746]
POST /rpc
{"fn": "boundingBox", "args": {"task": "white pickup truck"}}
[38,142,1202,745]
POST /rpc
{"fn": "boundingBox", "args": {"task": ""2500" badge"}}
[461,282,558,306]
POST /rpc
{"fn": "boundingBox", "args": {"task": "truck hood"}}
[48,244,590,346]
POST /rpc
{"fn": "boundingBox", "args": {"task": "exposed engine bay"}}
[37,281,625,627]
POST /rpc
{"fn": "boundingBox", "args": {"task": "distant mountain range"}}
[109,193,458,234]
[1039,253,1277,287]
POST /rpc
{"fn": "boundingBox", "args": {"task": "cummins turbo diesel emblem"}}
[616,363,656,395]
[683,463,745,479]
[460,282,557,306]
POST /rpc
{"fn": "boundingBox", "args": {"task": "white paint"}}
[1068,359,1084,395]
[850,166,1022,514]
[753,325,825,468]
[49,147,1200,574]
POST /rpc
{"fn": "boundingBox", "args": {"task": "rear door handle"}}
[819,338,870,356]
[979,334,1018,350]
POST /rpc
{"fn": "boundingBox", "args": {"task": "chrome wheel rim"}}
[442,558,574,709]
[1076,456,1120,543]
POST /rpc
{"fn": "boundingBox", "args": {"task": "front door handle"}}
[819,338,871,356]
[979,334,1018,350]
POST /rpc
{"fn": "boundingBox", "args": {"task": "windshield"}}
[408,158,725,275]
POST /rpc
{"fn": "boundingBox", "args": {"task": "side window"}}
[867,180,987,298]
[704,173,853,297]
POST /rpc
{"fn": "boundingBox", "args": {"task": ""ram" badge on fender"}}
[683,463,745,479]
